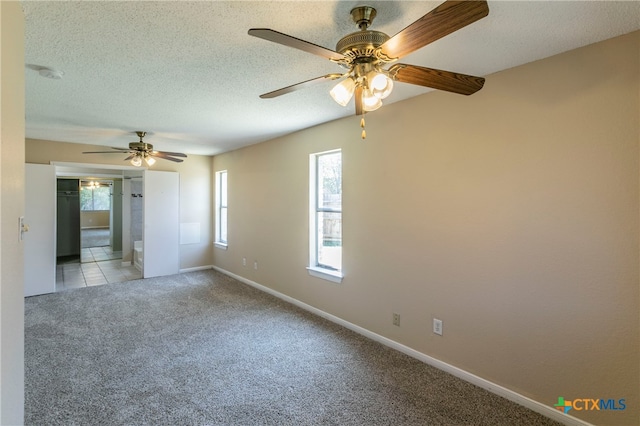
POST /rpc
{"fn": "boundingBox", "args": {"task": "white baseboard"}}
[212,266,592,426]
[180,265,214,274]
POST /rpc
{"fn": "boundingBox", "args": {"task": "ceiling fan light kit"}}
[329,63,393,111]
[249,0,489,138]
[82,131,187,166]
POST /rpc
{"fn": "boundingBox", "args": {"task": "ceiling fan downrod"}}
[350,6,377,30]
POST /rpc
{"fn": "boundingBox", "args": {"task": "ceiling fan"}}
[82,131,187,167]
[249,0,488,137]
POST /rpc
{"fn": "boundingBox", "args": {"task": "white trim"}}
[180,265,214,274]
[309,149,343,276]
[308,154,317,269]
[212,265,593,426]
[52,161,143,171]
[214,170,228,247]
[52,161,144,178]
[306,266,343,283]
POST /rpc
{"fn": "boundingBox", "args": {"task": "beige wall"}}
[26,139,214,270]
[0,2,25,423]
[213,32,639,426]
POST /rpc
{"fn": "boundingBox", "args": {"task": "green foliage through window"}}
[313,151,342,271]
[81,183,111,211]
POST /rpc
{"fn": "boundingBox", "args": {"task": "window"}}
[308,150,342,283]
[215,170,228,248]
[80,181,111,211]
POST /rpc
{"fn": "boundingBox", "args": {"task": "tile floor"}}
[56,247,141,292]
[81,246,121,263]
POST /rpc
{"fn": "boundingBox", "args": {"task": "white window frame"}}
[214,170,228,249]
[307,149,343,283]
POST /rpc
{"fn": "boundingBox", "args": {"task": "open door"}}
[24,164,56,296]
[143,170,180,278]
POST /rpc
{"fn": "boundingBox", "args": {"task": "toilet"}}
[133,240,143,271]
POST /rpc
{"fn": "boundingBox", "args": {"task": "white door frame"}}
[26,162,182,290]
[24,162,157,295]
[24,164,56,297]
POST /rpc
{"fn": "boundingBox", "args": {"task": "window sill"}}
[214,242,228,250]
[307,266,343,283]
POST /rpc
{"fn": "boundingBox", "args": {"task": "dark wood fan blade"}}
[260,73,343,99]
[388,64,484,95]
[83,150,131,154]
[83,146,131,154]
[249,28,346,61]
[152,152,184,163]
[123,154,136,161]
[379,0,489,60]
[156,151,187,158]
[354,85,363,116]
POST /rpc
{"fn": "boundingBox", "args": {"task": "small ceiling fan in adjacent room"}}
[83,131,187,167]
[249,0,489,138]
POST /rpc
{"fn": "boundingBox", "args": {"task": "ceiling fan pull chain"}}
[360,115,366,139]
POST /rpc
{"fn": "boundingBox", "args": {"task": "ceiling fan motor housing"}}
[335,5,393,68]
[129,142,154,152]
[336,30,390,64]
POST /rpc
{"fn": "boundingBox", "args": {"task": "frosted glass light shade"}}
[330,77,356,106]
[145,155,156,166]
[131,155,143,167]
[370,72,393,99]
[362,88,382,111]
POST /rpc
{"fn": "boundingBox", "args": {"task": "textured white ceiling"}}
[22,1,640,156]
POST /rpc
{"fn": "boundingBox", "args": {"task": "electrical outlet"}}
[242,257,247,266]
[433,318,443,336]
[392,312,401,327]
[253,261,258,270]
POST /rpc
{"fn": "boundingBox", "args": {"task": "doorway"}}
[79,178,118,263]
[25,162,180,297]
[54,174,141,292]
